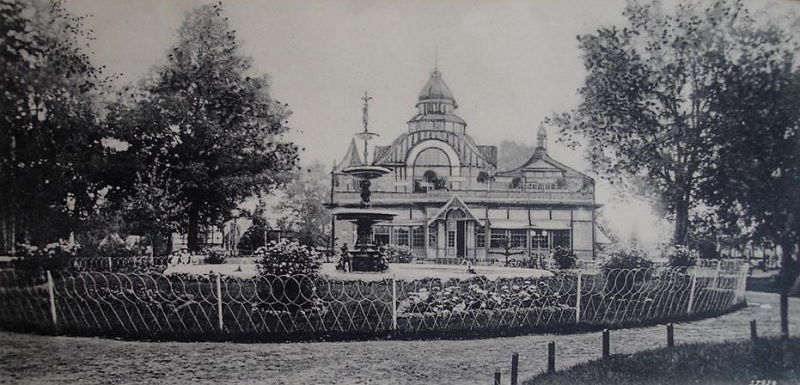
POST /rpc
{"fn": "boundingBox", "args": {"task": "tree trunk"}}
[779,238,795,339]
[673,199,690,246]
[187,205,200,252]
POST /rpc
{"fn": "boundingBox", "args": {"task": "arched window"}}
[414,148,450,167]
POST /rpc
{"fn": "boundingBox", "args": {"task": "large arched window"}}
[414,148,451,167]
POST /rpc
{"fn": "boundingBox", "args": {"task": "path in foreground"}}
[0,292,797,385]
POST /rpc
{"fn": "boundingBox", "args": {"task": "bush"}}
[551,247,576,269]
[601,248,654,271]
[13,241,80,272]
[666,245,698,268]
[203,248,229,265]
[256,239,321,276]
[381,244,414,264]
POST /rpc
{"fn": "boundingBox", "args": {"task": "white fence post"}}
[712,260,721,289]
[687,268,697,314]
[391,274,398,331]
[108,256,112,270]
[216,274,224,331]
[46,270,57,329]
[575,270,582,323]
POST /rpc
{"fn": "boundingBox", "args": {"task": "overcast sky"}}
[64,0,798,246]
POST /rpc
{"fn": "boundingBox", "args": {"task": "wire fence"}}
[0,261,748,341]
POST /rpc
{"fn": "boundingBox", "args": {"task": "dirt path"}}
[0,291,797,385]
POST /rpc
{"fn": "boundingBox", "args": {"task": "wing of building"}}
[330,68,601,262]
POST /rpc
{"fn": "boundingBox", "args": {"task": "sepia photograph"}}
[1,0,799,384]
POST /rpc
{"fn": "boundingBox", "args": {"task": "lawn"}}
[523,337,800,385]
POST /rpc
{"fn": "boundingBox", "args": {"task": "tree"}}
[277,162,331,248]
[551,0,783,245]
[0,0,109,252]
[492,236,525,266]
[108,4,298,251]
[237,199,271,253]
[699,20,800,338]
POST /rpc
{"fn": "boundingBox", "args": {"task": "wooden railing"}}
[332,189,594,205]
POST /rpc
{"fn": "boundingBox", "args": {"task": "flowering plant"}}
[256,239,321,276]
[381,244,414,264]
[666,245,699,268]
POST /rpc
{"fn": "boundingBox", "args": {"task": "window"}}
[553,230,571,249]
[373,226,390,246]
[531,230,549,249]
[412,226,425,248]
[511,230,527,248]
[447,230,456,248]
[428,226,437,247]
[476,226,486,248]
[490,229,506,248]
[395,227,409,246]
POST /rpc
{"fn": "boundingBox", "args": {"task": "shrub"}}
[601,248,654,271]
[13,241,80,272]
[254,240,322,313]
[551,247,576,269]
[666,245,698,268]
[256,239,321,276]
[381,244,414,264]
[601,249,655,297]
[203,248,229,265]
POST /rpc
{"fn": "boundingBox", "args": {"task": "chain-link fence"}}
[0,261,748,341]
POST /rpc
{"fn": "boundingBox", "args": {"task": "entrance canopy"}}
[427,195,485,226]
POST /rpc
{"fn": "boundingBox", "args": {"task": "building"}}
[329,67,602,262]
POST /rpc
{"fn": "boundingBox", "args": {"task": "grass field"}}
[523,337,800,385]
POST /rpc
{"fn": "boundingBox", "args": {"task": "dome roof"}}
[418,70,455,102]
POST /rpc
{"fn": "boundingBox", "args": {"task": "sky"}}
[63,0,798,247]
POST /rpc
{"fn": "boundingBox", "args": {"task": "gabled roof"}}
[427,196,484,226]
[333,139,363,172]
[496,147,591,180]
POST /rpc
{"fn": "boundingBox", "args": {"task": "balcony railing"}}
[332,189,594,205]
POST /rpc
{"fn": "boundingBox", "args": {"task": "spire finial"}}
[537,124,548,150]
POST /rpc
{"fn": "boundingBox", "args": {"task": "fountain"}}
[333,92,396,272]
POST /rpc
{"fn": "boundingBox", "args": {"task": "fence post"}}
[46,270,58,330]
[575,270,582,323]
[494,368,501,385]
[712,259,721,289]
[667,323,674,348]
[687,269,697,314]
[107,256,112,271]
[511,352,519,385]
[216,274,224,332]
[602,329,610,358]
[391,274,397,331]
[750,320,758,341]
[547,341,556,374]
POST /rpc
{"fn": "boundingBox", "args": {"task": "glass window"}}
[447,230,456,248]
[511,229,527,248]
[476,226,486,248]
[412,226,425,248]
[428,225,437,247]
[531,230,549,249]
[553,230,571,249]
[490,229,506,248]
[395,227,409,246]
[374,226,390,246]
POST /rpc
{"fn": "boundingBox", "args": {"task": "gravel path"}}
[0,291,797,385]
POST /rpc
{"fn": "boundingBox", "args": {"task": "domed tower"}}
[407,67,467,134]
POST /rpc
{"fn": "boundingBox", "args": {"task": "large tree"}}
[0,0,108,252]
[552,0,783,245]
[108,4,298,251]
[701,28,799,338]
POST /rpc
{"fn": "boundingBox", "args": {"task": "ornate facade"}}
[329,68,600,262]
